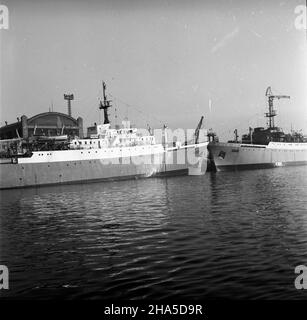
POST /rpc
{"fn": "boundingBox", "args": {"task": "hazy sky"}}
[1,0,306,140]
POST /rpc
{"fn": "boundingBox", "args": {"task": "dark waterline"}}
[1,166,307,299]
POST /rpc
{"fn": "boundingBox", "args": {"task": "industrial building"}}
[1,91,84,140]
[0,111,83,140]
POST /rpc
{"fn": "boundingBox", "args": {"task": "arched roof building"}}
[0,112,83,140]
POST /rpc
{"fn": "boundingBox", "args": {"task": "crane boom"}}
[194,116,204,144]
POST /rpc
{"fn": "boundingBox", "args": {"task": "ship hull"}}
[0,143,208,189]
[208,142,307,171]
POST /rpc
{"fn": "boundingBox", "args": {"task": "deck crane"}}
[194,116,204,144]
[265,87,290,129]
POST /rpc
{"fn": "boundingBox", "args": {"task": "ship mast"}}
[265,87,290,130]
[99,81,112,124]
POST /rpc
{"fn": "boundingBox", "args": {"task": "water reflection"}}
[1,166,307,299]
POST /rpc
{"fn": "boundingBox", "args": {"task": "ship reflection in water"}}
[1,166,307,299]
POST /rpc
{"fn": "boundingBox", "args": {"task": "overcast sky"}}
[0,0,306,140]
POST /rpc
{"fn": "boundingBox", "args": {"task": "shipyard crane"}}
[265,87,290,129]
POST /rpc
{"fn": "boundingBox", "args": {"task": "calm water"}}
[1,166,307,300]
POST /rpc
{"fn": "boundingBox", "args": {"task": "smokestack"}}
[64,94,74,117]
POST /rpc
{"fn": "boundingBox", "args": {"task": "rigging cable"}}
[108,93,165,127]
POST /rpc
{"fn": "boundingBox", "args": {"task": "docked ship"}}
[0,82,208,189]
[208,87,307,171]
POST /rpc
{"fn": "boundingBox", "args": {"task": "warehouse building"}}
[0,111,83,140]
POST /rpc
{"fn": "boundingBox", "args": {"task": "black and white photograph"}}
[0,0,307,316]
